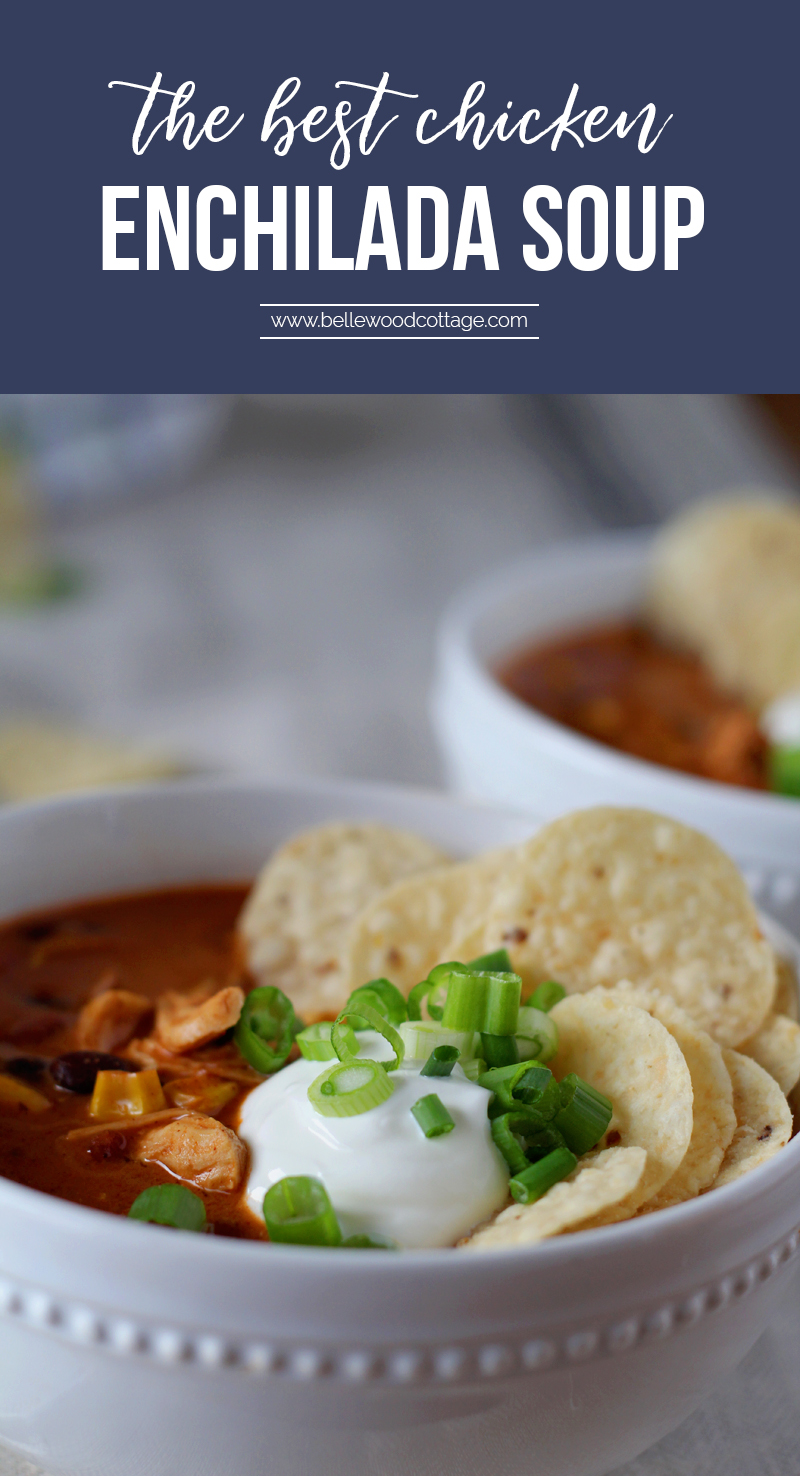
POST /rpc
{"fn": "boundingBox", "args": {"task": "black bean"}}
[5,1057,48,1082]
[50,1051,137,1094]
[19,920,57,943]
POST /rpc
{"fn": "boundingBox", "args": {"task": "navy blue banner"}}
[2,0,797,390]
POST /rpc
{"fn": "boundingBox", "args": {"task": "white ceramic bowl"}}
[432,532,800,875]
[0,776,798,1476]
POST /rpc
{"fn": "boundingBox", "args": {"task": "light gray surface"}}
[0,393,797,1475]
[611,1265,800,1475]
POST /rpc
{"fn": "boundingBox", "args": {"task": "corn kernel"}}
[164,1074,238,1117]
[0,1072,51,1113]
[89,1068,166,1120]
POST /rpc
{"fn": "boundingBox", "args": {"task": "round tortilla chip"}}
[645,496,800,709]
[713,1050,793,1188]
[741,1013,800,1096]
[238,823,450,1017]
[343,848,508,997]
[549,989,693,1216]
[610,985,735,1208]
[461,1147,647,1250]
[473,808,775,1048]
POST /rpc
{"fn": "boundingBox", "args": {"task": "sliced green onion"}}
[344,978,408,1028]
[263,1176,342,1245]
[398,1019,475,1063]
[411,1093,455,1138]
[128,1184,206,1232]
[308,1058,394,1117]
[481,1033,519,1069]
[234,986,303,1074]
[770,745,800,798]
[468,948,513,973]
[332,1002,404,1071]
[406,979,428,1022]
[339,1234,398,1250]
[513,1066,561,1119]
[438,968,486,1029]
[420,1045,459,1078]
[460,1057,487,1083]
[490,1104,563,1157]
[479,1062,559,1116]
[478,1061,531,1095]
[478,1068,534,1092]
[488,1093,559,1129]
[510,1062,552,1094]
[515,1006,558,1063]
[509,1147,577,1204]
[442,970,521,1035]
[408,961,471,1022]
[490,1111,532,1174]
[430,962,472,1021]
[296,1020,359,1062]
[341,987,391,1029]
[524,980,567,1013]
[482,973,522,1034]
[554,1073,613,1154]
[523,1124,568,1161]
[478,1062,546,1109]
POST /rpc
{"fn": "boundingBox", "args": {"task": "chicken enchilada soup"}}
[0,813,795,1252]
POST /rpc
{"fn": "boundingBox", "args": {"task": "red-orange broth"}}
[497,620,768,790]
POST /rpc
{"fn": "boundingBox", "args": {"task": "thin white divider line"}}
[259,336,540,342]
[259,303,540,308]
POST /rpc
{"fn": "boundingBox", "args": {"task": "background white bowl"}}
[432,532,800,882]
[0,777,798,1476]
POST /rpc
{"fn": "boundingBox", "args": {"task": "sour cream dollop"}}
[239,1032,508,1248]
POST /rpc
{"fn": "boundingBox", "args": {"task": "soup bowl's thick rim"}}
[0,775,797,1393]
[435,529,800,822]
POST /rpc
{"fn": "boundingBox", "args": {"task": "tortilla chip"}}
[740,1012,800,1097]
[549,990,693,1216]
[461,1147,647,1250]
[343,849,507,997]
[645,496,800,710]
[238,823,450,1017]
[472,808,775,1048]
[611,985,735,1208]
[0,719,182,800]
[713,1050,793,1188]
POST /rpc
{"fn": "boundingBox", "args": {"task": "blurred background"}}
[0,392,796,799]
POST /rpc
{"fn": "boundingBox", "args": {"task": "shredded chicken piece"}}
[131,1111,246,1191]
[125,1035,261,1084]
[65,1107,184,1142]
[75,988,152,1052]
[154,983,245,1054]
